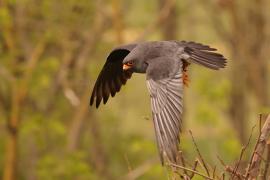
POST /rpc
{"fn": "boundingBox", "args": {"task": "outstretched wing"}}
[90,44,137,108]
[146,57,183,164]
[175,41,227,70]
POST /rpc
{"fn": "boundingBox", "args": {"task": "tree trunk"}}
[246,0,269,107]
[67,90,90,151]
[217,0,269,144]
[229,47,248,144]
[3,133,18,180]
[2,35,45,180]
[3,86,21,180]
[159,0,177,40]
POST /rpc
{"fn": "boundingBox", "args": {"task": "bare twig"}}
[221,172,225,180]
[174,115,270,180]
[226,167,243,179]
[189,160,199,179]
[247,115,270,179]
[212,165,216,179]
[217,155,244,179]
[254,151,267,163]
[217,155,226,167]
[245,120,263,178]
[178,151,188,175]
[232,125,256,179]
[188,130,210,176]
[170,163,215,180]
[124,153,132,173]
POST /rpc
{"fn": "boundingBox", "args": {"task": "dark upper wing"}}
[90,44,137,108]
[175,41,227,70]
[146,57,183,164]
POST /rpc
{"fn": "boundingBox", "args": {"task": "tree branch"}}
[170,163,215,180]
[247,115,270,179]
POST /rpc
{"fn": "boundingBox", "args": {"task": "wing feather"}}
[90,44,137,108]
[147,70,183,164]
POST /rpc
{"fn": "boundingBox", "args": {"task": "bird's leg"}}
[182,61,190,87]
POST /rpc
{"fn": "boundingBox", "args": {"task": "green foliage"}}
[0,7,12,27]
[37,152,96,180]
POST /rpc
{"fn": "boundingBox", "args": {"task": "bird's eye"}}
[123,61,134,70]
[126,61,134,66]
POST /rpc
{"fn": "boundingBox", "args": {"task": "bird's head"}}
[123,60,135,71]
[123,53,148,73]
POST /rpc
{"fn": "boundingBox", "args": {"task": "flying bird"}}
[90,41,226,164]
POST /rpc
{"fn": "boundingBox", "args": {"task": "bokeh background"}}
[0,0,269,179]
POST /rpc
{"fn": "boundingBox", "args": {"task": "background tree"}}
[200,0,269,143]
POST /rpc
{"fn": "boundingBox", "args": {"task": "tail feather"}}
[176,41,227,70]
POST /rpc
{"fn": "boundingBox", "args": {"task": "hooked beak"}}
[123,64,132,70]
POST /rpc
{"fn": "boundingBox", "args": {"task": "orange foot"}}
[183,71,189,87]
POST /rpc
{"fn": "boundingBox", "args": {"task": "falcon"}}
[90,41,226,164]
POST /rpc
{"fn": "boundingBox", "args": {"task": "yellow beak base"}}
[123,64,132,70]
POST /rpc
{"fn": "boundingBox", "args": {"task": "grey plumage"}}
[147,68,183,164]
[90,40,226,164]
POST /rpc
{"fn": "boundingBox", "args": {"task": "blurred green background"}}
[0,0,269,179]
